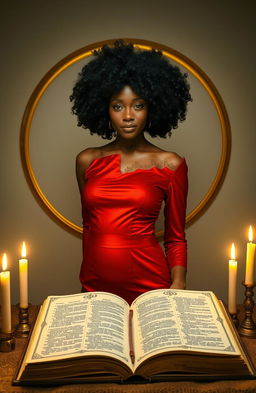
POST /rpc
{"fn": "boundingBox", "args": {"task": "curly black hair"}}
[70,41,192,139]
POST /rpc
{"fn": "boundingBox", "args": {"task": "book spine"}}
[129,309,135,364]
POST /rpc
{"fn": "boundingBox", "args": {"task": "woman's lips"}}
[121,126,136,132]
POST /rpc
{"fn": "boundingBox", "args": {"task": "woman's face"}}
[109,86,148,139]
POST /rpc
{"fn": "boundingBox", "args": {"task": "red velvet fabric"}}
[80,154,188,304]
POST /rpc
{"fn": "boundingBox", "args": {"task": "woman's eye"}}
[112,104,122,111]
[134,103,144,110]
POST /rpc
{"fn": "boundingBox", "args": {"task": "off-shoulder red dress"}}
[80,154,188,304]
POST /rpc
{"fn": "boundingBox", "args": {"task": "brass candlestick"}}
[230,312,239,328]
[0,331,15,352]
[15,306,30,337]
[239,282,256,338]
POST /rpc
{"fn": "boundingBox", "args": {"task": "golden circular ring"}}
[20,38,231,238]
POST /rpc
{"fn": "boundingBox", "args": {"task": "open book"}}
[13,289,255,385]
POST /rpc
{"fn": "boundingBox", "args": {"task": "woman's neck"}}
[113,134,150,154]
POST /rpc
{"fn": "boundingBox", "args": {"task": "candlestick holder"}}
[239,282,256,338]
[15,306,31,337]
[230,312,239,328]
[0,331,15,352]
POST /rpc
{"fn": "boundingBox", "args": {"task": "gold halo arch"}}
[20,38,231,238]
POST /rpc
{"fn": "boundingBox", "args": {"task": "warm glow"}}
[229,260,237,268]
[249,225,253,242]
[231,243,236,260]
[2,253,8,271]
[21,241,27,258]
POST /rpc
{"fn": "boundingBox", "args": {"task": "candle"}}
[0,253,12,333]
[228,243,237,314]
[19,242,28,308]
[245,226,256,285]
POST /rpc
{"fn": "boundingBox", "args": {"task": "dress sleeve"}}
[163,159,188,271]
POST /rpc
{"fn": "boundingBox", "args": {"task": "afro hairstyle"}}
[70,40,192,139]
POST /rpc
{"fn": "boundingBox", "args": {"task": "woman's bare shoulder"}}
[76,147,102,168]
[76,142,118,167]
[157,150,184,171]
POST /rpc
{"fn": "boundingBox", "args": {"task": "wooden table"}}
[1,305,256,393]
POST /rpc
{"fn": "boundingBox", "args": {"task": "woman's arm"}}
[163,155,188,290]
[76,149,97,194]
[170,266,186,289]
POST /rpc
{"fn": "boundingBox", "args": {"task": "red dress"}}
[80,154,188,305]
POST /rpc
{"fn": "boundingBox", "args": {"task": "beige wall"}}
[1,1,255,305]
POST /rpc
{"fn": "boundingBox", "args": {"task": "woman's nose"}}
[123,108,134,121]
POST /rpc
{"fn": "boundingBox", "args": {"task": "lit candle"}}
[245,226,256,285]
[0,253,12,333]
[19,242,28,308]
[228,243,237,314]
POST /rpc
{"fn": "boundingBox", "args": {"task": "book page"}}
[131,289,241,368]
[23,292,132,367]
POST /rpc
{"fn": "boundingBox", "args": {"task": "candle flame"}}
[249,225,253,242]
[231,243,236,260]
[2,253,8,271]
[21,241,27,258]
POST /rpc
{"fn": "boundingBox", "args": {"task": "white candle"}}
[0,253,12,333]
[245,225,256,285]
[228,243,237,314]
[19,242,28,308]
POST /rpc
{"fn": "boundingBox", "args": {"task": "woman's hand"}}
[170,266,186,290]
[170,280,186,290]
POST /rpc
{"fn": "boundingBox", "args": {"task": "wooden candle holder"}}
[15,306,31,338]
[230,312,239,328]
[0,331,15,352]
[239,282,256,338]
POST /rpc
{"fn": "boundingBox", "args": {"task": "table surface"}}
[1,305,256,393]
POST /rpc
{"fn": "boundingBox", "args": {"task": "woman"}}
[70,41,192,304]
